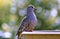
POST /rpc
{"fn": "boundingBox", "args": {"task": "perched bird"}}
[16,5,37,39]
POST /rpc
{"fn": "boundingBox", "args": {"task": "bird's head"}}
[27,5,36,12]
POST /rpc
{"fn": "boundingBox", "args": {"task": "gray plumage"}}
[17,5,37,39]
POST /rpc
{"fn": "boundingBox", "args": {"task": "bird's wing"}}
[17,17,30,35]
[16,17,30,39]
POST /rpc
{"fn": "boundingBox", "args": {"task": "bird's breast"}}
[29,13,37,25]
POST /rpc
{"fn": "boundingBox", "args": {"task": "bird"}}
[16,5,37,39]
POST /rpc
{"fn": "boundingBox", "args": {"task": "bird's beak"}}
[34,8,37,10]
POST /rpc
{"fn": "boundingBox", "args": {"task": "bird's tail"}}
[16,27,25,39]
[18,32,22,39]
[16,30,23,39]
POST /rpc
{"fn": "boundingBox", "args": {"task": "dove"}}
[16,5,37,39]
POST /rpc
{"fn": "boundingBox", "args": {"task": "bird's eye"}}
[31,7,33,8]
[30,6,33,8]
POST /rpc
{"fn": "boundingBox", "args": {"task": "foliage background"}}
[0,0,60,39]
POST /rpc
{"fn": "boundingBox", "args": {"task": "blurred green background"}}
[0,0,60,39]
